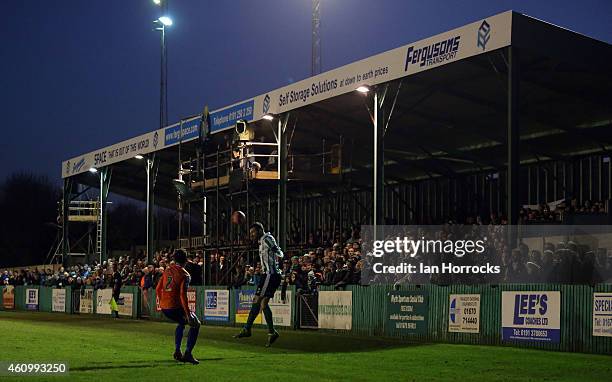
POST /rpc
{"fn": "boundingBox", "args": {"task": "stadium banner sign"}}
[80,289,94,314]
[95,289,133,316]
[386,291,428,335]
[61,126,166,178]
[501,291,560,343]
[204,289,229,322]
[264,290,292,327]
[449,294,480,333]
[164,117,200,146]
[2,286,15,309]
[235,290,262,324]
[95,289,113,314]
[52,288,66,313]
[249,11,512,122]
[318,291,352,330]
[187,287,197,314]
[593,293,612,337]
[25,288,39,310]
[117,293,133,317]
[209,99,255,133]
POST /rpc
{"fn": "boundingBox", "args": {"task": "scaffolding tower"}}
[49,199,101,265]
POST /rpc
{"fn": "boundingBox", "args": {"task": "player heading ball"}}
[234,222,284,347]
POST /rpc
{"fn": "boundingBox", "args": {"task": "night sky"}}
[2,0,611,184]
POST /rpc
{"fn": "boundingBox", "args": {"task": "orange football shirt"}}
[155,264,191,314]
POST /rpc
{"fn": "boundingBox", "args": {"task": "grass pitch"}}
[2,311,611,381]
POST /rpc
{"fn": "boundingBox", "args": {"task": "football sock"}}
[244,301,261,330]
[186,325,200,353]
[263,304,275,333]
[175,323,185,352]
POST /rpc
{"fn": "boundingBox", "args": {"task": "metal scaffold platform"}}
[48,199,105,265]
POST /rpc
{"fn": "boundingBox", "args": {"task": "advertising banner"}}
[264,290,292,327]
[62,127,164,178]
[52,289,66,313]
[204,289,229,322]
[96,289,133,316]
[250,12,512,122]
[593,293,612,337]
[449,294,480,333]
[187,287,197,314]
[164,118,200,146]
[79,289,94,314]
[386,291,428,335]
[2,286,15,309]
[96,289,112,314]
[117,293,133,317]
[318,291,352,330]
[501,291,560,343]
[235,290,261,324]
[209,100,254,133]
[26,288,39,311]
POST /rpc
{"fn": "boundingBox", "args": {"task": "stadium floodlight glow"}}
[157,16,173,27]
[134,155,144,160]
[152,0,161,5]
[88,167,98,173]
[356,85,370,94]
[262,114,275,121]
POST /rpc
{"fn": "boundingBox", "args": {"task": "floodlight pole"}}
[157,0,169,129]
[312,0,321,76]
[159,24,168,129]
[507,46,520,244]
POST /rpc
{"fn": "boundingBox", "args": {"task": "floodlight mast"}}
[148,0,172,263]
[312,0,321,76]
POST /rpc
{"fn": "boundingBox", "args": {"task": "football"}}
[231,210,246,225]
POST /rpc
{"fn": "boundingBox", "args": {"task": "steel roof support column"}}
[146,155,158,263]
[507,46,520,245]
[277,114,290,251]
[373,90,385,237]
[61,177,74,265]
[99,167,112,264]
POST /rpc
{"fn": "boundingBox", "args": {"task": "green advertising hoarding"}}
[386,291,428,336]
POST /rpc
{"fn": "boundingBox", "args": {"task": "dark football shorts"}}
[162,308,187,325]
[162,308,200,327]
[256,273,282,298]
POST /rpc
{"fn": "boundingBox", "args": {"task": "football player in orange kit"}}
[156,249,201,364]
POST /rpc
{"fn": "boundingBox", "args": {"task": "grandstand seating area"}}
[4,201,612,291]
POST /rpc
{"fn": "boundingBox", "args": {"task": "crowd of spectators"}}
[1,224,365,293]
[0,249,204,291]
[519,199,608,224]
[3,201,612,290]
[362,223,612,285]
[222,225,364,293]
[202,225,363,293]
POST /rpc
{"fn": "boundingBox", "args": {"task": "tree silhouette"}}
[0,173,60,267]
